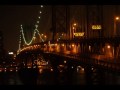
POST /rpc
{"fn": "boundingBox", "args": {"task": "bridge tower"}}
[86,5,103,38]
[51,5,70,41]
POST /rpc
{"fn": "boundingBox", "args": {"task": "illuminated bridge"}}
[16,5,120,75]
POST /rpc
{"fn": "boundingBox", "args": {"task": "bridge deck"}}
[44,52,120,73]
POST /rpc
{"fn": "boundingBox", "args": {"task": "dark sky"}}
[0,5,52,52]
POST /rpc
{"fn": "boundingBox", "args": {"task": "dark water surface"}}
[0,67,120,85]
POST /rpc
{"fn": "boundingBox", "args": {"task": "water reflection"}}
[0,64,120,85]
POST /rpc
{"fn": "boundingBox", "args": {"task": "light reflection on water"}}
[0,66,120,85]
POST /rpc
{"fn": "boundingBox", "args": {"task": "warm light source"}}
[72,27,75,29]
[44,35,47,38]
[92,25,102,30]
[8,52,14,55]
[115,16,120,20]
[114,16,120,36]
[107,45,111,49]
[73,23,77,26]
[72,44,74,47]
[62,44,64,47]
[74,32,84,37]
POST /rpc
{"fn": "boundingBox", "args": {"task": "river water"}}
[0,66,120,85]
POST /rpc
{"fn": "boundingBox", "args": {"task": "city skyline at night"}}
[1,4,120,85]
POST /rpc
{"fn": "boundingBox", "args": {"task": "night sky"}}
[0,5,52,52]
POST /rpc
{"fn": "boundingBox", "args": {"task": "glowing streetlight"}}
[107,45,111,49]
[38,16,41,19]
[41,5,43,8]
[44,35,46,37]
[73,23,77,26]
[72,23,77,38]
[39,11,42,14]
[114,16,120,36]
[115,16,119,20]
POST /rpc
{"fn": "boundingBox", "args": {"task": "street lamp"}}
[114,16,120,36]
[72,23,77,38]
[44,35,47,41]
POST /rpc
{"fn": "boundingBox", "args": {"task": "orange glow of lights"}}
[55,43,57,46]
[107,45,111,49]
[73,23,77,26]
[72,44,74,47]
[115,16,120,20]
[74,32,84,37]
[72,27,75,29]
[62,44,64,47]
[92,25,102,29]
[39,69,43,73]
[81,68,84,71]
[44,35,47,38]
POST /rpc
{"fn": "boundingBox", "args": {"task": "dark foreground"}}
[0,67,120,85]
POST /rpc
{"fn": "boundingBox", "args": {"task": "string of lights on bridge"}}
[18,5,44,54]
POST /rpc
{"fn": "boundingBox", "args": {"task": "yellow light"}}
[73,23,76,26]
[74,32,84,37]
[92,25,102,29]
[115,16,119,20]
[72,44,74,47]
[55,43,57,46]
[39,69,43,73]
[44,35,47,38]
[72,27,75,29]
[62,44,64,47]
[107,45,111,49]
